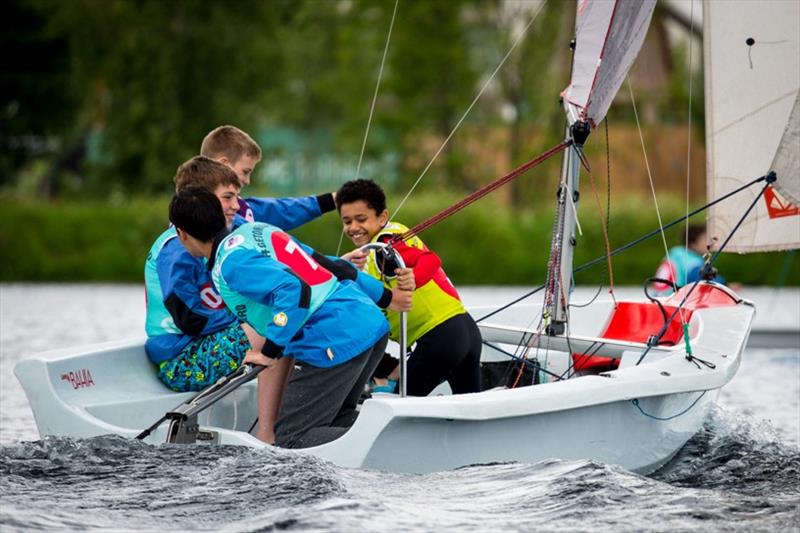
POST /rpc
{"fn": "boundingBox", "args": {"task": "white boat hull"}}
[14,284,754,474]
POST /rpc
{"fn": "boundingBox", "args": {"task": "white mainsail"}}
[562,0,656,127]
[704,0,800,252]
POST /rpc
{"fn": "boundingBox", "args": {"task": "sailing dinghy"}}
[14,0,799,474]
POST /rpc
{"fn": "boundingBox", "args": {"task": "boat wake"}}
[653,406,800,494]
[1,406,797,532]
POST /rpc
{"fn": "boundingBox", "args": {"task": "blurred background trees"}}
[2,0,702,203]
[7,0,792,285]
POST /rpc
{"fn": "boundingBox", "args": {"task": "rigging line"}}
[684,0,695,259]
[354,0,398,182]
[482,341,564,381]
[560,340,605,381]
[568,284,603,308]
[635,177,773,366]
[563,303,575,378]
[603,117,616,305]
[393,140,572,243]
[574,174,768,275]
[587,148,615,299]
[514,295,547,362]
[632,391,707,421]
[628,78,687,324]
[335,224,347,256]
[704,179,774,274]
[390,0,548,220]
[628,78,674,286]
[680,0,696,331]
[474,173,769,324]
[336,0,399,257]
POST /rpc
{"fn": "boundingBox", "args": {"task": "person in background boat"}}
[144,156,340,443]
[168,186,413,448]
[652,224,727,292]
[336,178,482,396]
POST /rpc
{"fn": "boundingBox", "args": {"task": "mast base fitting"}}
[570,120,591,146]
[546,322,566,336]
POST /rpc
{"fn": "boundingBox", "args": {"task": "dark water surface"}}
[1,284,798,532]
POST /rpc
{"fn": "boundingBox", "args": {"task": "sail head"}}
[562,0,657,128]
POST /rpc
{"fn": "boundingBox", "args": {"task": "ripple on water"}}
[0,435,345,531]
[0,423,798,532]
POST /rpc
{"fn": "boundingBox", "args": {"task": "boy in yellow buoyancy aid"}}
[336,179,482,396]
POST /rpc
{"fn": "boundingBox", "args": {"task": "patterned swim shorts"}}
[158,323,251,392]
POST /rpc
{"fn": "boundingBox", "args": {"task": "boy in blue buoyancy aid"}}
[653,224,726,292]
[200,125,339,224]
[168,186,413,448]
[145,156,339,443]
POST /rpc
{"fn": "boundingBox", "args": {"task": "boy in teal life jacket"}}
[168,186,413,448]
[145,156,343,443]
[336,179,482,396]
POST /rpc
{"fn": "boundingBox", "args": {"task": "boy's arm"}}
[156,242,235,336]
[245,193,336,230]
[388,239,441,288]
[221,250,311,359]
[294,242,412,311]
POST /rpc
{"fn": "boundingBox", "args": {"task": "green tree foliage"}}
[383,0,481,189]
[485,0,570,206]
[0,0,77,192]
[2,0,507,198]
[9,0,286,196]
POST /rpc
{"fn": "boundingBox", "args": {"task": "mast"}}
[544,0,657,335]
[543,51,589,335]
[544,119,590,335]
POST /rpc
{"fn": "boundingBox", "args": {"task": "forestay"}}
[704,0,800,252]
[561,0,656,127]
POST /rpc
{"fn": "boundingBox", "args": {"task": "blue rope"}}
[632,390,707,421]
[475,174,768,324]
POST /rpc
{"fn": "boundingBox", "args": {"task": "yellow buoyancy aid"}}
[366,221,465,344]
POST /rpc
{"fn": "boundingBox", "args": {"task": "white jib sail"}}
[704,0,800,253]
[562,0,656,127]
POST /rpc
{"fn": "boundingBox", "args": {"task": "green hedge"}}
[0,195,796,286]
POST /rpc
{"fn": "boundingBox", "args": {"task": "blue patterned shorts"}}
[158,323,251,392]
